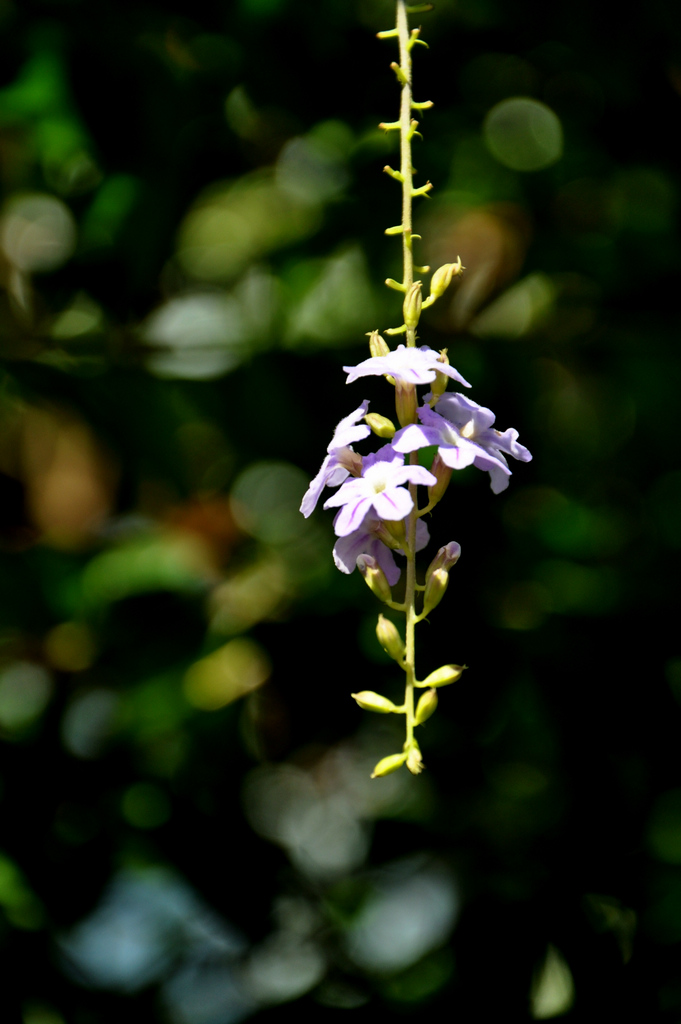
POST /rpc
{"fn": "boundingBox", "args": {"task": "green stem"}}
[403,468,418,760]
[396,0,416,348]
[396,0,421,771]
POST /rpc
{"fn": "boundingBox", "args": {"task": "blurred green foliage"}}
[0,0,680,1020]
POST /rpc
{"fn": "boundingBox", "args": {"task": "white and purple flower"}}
[323,444,436,537]
[343,345,471,389]
[332,511,430,584]
[393,395,531,494]
[436,392,531,492]
[300,400,371,518]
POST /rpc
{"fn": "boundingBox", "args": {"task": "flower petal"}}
[372,486,413,521]
[333,496,372,536]
[330,399,371,451]
[392,423,441,453]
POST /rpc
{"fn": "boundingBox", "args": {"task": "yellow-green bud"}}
[403,281,423,329]
[382,517,407,548]
[426,542,461,578]
[395,381,418,426]
[351,691,399,713]
[357,554,392,604]
[376,614,405,662]
[368,330,390,358]
[415,688,438,725]
[430,349,451,402]
[365,413,396,439]
[429,258,463,300]
[427,453,452,507]
[422,567,449,615]
[371,752,407,778]
[373,521,403,550]
[406,743,424,775]
[419,664,467,688]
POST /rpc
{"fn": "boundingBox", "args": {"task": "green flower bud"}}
[406,743,424,775]
[419,664,467,688]
[371,752,407,778]
[429,258,463,300]
[426,542,461,578]
[414,688,438,725]
[403,281,423,329]
[357,554,393,604]
[365,413,396,439]
[352,691,399,713]
[430,349,452,401]
[382,517,407,548]
[422,567,449,615]
[395,381,418,426]
[368,330,390,358]
[376,614,405,662]
[427,453,452,507]
[373,521,403,550]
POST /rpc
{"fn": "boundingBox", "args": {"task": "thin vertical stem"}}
[396,0,414,326]
[395,0,421,772]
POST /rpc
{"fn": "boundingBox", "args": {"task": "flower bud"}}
[382,517,407,548]
[427,453,452,507]
[426,542,461,578]
[371,752,407,778]
[365,413,396,439]
[373,521,403,550]
[406,743,424,775]
[368,330,390,358]
[429,258,463,300]
[335,448,363,476]
[403,281,423,329]
[422,567,449,615]
[376,614,405,662]
[414,687,438,725]
[430,349,451,401]
[419,664,466,688]
[357,554,392,604]
[395,381,418,426]
[352,691,399,713]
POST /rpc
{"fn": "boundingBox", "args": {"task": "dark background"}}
[0,0,680,1020]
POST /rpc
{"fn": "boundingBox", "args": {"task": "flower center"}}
[365,464,391,493]
[441,423,461,447]
[460,418,477,440]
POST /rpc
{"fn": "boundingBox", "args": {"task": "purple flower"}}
[343,345,471,389]
[436,392,532,492]
[393,396,530,493]
[323,444,436,537]
[333,511,430,584]
[300,400,371,517]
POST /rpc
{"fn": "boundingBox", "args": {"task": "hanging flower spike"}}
[300,400,372,517]
[344,344,471,388]
[323,444,436,537]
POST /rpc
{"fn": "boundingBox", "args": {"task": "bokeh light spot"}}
[230,461,308,544]
[44,621,96,672]
[530,944,575,1018]
[484,98,563,172]
[648,790,681,864]
[121,782,171,829]
[0,193,76,273]
[0,661,52,730]
[184,637,271,711]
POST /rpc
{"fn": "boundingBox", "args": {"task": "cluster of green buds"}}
[354,543,466,778]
